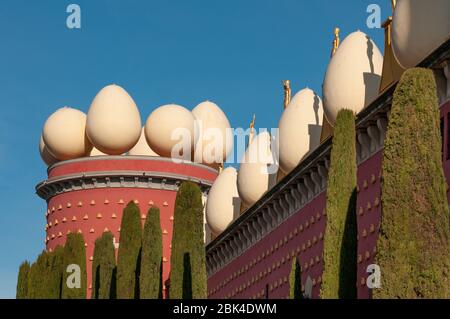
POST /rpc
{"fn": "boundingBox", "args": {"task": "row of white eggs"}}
[40,85,233,166]
[206,0,450,235]
[206,30,384,235]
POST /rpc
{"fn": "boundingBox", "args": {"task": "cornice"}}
[36,170,214,201]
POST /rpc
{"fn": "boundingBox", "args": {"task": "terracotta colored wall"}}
[46,187,176,297]
[208,193,326,299]
[355,151,382,299]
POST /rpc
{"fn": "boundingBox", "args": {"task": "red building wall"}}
[208,193,326,299]
[355,151,382,299]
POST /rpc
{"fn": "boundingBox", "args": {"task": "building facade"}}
[206,40,450,299]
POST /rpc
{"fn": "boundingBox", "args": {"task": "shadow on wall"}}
[308,124,322,153]
[307,93,322,157]
[364,35,381,108]
[313,93,321,125]
[232,196,241,220]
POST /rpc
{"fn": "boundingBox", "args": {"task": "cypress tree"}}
[170,181,207,299]
[27,251,50,298]
[321,109,357,299]
[16,261,30,299]
[92,231,117,299]
[374,68,450,298]
[61,233,87,299]
[289,258,302,299]
[47,246,64,298]
[117,201,142,299]
[140,206,163,299]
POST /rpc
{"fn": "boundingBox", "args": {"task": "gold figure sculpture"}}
[283,80,291,109]
[331,27,340,57]
[249,114,256,144]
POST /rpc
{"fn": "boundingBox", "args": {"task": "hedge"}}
[321,109,357,299]
[61,233,87,299]
[374,68,450,298]
[289,257,302,299]
[92,231,117,299]
[117,201,142,299]
[140,206,163,299]
[170,181,207,299]
[16,261,30,299]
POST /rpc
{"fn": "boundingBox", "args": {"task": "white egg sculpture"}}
[86,85,141,155]
[279,88,323,174]
[392,0,450,69]
[145,104,198,159]
[206,167,241,234]
[89,147,108,156]
[192,101,233,166]
[323,31,383,125]
[39,135,58,166]
[43,107,92,160]
[237,131,278,207]
[129,128,159,156]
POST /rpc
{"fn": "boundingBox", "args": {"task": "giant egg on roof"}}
[322,31,383,125]
[86,85,142,155]
[145,104,198,159]
[129,127,159,156]
[237,131,277,207]
[39,135,58,166]
[392,0,450,69]
[279,88,323,174]
[192,101,233,166]
[206,167,241,235]
[43,107,92,160]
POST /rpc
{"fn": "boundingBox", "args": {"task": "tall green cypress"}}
[374,68,450,298]
[92,231,117,299]
[47,246,64,298]
[16,261,30,299]
[140,206,163,299]
[27,251,50,298]
[117,201,142,299]
[170,181,207,299]
[289,258,302,299]
[61,233,87,299]
[321,109,357,299]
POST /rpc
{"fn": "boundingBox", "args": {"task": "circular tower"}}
[36,156,218,298]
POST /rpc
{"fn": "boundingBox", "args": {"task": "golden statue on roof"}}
[283,80,291,109]
[249,114,256,144]
[331,27,340,57]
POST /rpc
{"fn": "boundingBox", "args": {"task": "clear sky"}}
[0,0,391,298]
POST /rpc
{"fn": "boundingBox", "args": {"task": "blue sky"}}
[0,0,390,298]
